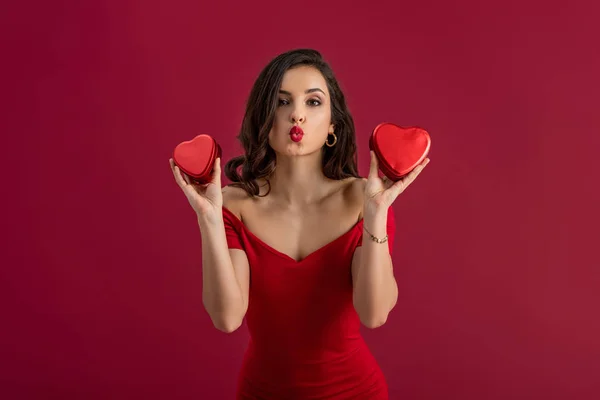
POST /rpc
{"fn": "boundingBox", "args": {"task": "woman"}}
[169,49,429,399]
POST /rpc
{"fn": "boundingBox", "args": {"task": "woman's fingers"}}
[170,159,188,189]
[388,158,430,197]
[368,151,379,180]
[211,157,222,187]
[382,175,394,189]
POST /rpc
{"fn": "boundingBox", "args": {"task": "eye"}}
[278,98,290,106]
[307,99,321,107]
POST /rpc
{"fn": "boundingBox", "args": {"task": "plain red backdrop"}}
[2,0,599,399]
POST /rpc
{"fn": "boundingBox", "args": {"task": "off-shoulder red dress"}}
[221,206,396,399]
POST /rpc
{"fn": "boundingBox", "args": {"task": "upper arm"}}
[229,248,250,314]
[351,246,363,288]
[222,185,251,315]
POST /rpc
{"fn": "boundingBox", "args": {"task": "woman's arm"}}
[351,207,398,329]
[198,207,250,333]
[169,158,249,333]
[351,152,429,328]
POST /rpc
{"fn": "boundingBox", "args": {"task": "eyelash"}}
[278,99,322,107]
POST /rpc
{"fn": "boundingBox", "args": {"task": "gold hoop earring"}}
[326,132,337,147]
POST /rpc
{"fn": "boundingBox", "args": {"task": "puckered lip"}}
[289,126,304,135]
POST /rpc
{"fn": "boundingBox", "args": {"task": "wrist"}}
[362,207,388,238]
[363,224,389,244]
[363,197,389,216]
[363,202,388,220]
[196,208,223,229]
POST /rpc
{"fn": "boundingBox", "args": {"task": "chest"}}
[241,204,362,263]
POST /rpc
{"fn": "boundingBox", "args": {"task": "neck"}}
[267,150,331,208]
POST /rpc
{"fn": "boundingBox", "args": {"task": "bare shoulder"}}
[343,177,367,201]
[341,177,367,216]
[221,184,250,219]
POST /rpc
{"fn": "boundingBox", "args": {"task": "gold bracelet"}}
[363,224,388,244]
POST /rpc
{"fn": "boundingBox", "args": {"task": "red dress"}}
[222,205,396,399]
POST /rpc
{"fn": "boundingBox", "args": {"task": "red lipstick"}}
[290,126,304,142]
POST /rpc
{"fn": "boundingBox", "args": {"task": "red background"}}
[2,1,599,399]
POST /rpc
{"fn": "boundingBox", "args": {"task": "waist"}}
[245,305,362,354]
[237,340,386,399]
[249,334,364,363]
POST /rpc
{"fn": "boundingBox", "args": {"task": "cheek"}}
[271,110,286,128]
[313,109,331,126]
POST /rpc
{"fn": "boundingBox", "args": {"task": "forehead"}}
[280,66,328,95]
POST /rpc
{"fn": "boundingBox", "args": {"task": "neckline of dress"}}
[222,206,363,264]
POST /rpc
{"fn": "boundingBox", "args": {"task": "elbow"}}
[203,297,246,333]
[211,315,243,333]
[354,298,392,329]
[360,313,388,329]
[215,321,242,334]
[204,304,244,333]
[355,302,389,328]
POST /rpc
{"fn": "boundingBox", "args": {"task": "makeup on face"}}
[289,125,304,142]
[277,66,330,145]
[280,89,325,143]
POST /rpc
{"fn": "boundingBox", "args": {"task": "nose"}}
[290,105,305,124]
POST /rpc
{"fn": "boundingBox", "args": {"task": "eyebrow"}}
[279,88,326,95]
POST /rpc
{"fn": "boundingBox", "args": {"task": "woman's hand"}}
[364,151,430,211]
[169,157,223,217]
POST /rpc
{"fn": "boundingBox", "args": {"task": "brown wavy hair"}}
[224,48,360,197]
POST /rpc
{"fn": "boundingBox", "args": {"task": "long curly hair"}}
[224,48,360,197]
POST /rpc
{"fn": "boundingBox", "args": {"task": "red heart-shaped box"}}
[369,122,431,181]
[173,134,222,184]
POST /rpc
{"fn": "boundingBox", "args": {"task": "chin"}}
[285,142,326,157]
[277,143,306,157]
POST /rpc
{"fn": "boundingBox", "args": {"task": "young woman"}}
[169,48,429,399]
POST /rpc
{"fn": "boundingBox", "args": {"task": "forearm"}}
[197,212,245,330]
[353,208,398,328]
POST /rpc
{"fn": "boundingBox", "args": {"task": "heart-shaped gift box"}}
[172,134,222,184]
[369,122,431,181]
